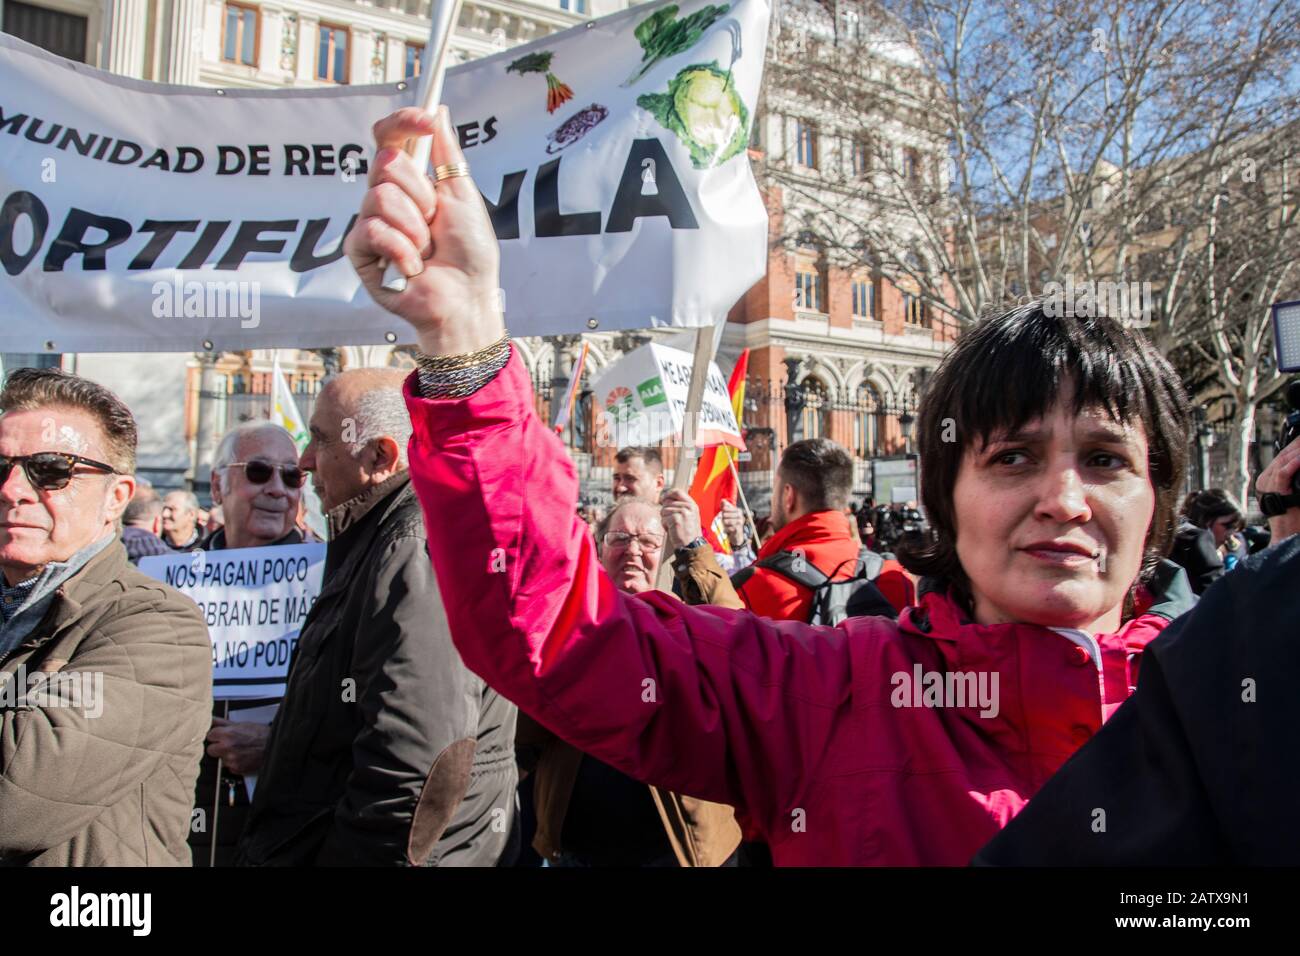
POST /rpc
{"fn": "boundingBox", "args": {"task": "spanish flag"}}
[689,349,749,553]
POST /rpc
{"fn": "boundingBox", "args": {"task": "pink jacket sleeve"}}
[402,349,859,832]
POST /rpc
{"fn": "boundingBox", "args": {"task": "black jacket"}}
[237,476,518,866]
[189,527,303,866]
[1169,522,1224,594]
[974,533,1300,865]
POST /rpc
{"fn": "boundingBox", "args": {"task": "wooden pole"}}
[654,324,715,592]
[727,456,762,554]
[207,699,230,867]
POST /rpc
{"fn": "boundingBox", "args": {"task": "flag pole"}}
[552,339,590,434]
[380,0,465,292]
[727,456,762,553]
[654,323,715,593]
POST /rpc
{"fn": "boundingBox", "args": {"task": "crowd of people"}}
[1,104,1297,867]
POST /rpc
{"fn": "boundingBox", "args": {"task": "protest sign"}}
[139,543,325,699]
[871,456,919,507]
[0,0,769,353]
[593,340,744,449]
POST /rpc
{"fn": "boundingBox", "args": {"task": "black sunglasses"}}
[227,460,307,489]
[0,452,120,491]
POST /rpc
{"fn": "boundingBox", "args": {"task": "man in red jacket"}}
[736,439,860,621]
[739,440,915,620]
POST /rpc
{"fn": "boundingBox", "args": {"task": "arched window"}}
[799,377,829,441]
[856,382,885,457]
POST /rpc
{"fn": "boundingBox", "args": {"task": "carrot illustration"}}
[507,50,574,114]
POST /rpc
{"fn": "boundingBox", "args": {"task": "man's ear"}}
[367,436,402,478]
[105,475,135,524]
[784,482,798,517]
[210,470,223,506]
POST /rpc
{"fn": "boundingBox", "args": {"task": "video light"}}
[1273,299,1300,372]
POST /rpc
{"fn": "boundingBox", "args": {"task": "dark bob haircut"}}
[1183,488,1244,531]
[898,302,1191,612]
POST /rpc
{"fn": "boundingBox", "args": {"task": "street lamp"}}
[899,410,916,453]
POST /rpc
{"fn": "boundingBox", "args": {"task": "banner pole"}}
[380,0,465,292]
[654,323,714,592]
[208,698,229,867]
[727,456,762,553]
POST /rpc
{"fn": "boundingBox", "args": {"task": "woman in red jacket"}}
[346,108,1196,865]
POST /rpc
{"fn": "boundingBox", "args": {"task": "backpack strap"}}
[732,550,896,624]
[755,551,831,590]
[730,550,830,593]
[858,548,884,581]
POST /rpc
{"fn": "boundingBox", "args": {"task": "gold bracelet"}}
[415,338,512,399]
[415,333,511,373]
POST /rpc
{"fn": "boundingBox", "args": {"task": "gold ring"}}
[433,162,471,184]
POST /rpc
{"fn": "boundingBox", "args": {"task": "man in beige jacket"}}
[0,367,211,866]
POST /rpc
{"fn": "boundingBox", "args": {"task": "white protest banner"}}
[0,0,769,354]
[139,543,325,699]
[593,341,743,448]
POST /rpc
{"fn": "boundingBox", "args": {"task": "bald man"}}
[234,368,518,867]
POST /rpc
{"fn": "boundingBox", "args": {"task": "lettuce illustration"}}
[623,3,732,87]
[637,62,749,169]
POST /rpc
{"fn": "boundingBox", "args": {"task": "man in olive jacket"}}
[0,368,211,866]
[236,369,517,866]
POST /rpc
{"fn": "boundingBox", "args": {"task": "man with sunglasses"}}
[0,367,211,865]
[206,423,306,552]
[190,421,305,866]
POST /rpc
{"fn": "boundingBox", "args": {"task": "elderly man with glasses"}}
[206,422,306,552]
[516,493,743,868]
[0,367,211,866]
[190,420,306,866]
